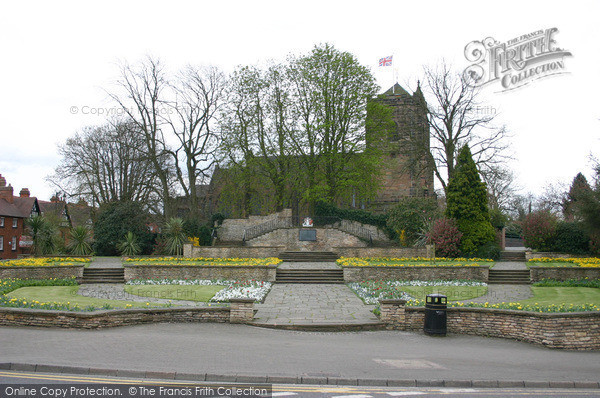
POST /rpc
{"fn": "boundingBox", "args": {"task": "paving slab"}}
[253,283,380,327]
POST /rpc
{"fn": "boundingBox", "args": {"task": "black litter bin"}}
[424,293,447,336]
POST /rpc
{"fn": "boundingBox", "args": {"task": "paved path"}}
[77,284,224,307]
[468,284,533,303]
[492,261,528,270]
[1,324,599,383]
[253,283,380,327]
[88,257,123,268]
[278,261,340,269]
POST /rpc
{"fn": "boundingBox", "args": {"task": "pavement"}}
[0,323,599,387]
[491,261,528,270]
[87,257,124,269]
[253,283,381,328]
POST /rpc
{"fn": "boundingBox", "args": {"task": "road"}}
[1,323,599,385]
[0,371,598,398]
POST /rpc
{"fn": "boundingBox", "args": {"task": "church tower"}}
[368,82,434,212]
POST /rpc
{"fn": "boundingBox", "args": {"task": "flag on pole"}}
[379,55,393,67]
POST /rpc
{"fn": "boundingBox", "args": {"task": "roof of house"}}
[0,199,23,218]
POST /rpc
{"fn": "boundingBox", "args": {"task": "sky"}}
[1,0,599,201]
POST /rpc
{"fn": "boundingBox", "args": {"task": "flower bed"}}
[0,258,91,267]
[126,278,272,302]
[351,279,599,313]
[528,257,600,267]
[125,257,282,266]
[338,257,492,267]
[349,279,487,305]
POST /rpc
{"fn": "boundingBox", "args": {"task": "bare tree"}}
[481,165,518,212]
[108,57,175,216]
[166,65,225,217]
[416,62,510,193]
[50,119,162,210]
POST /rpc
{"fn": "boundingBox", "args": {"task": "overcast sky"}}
[1,0,598,201]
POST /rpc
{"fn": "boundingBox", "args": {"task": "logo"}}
[463,28,572,92]
[302,217,314,227]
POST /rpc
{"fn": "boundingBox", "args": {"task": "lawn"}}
[518,287,600,307]
[124,285,224,302]
[6,286,165,308]
[399,285,487,301]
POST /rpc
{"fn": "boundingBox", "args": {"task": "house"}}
[0,174,40,259]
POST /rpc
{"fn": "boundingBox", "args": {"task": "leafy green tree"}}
[93,201,154,256]
[162,217,187,256]
[118,232,141,256]
[563,172,591,221]
[67,226,94,256]
[445,145,495,255]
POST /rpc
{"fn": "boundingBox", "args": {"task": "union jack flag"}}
[379,55,393,67]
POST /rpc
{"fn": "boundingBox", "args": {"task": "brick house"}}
[0,174,40,259]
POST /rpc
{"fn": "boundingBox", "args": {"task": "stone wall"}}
[183,244,284,258]
[0,266,84,280]
[217,209,292,242]
[344,266,488,282]
[337,246,433,258]
[124,265,277,282]
[246,228,367,251]
[529,267,600,282]
[0,307,229,329]
[381,302,600,350]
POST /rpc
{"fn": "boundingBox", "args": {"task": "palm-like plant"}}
[27,216,58,256]
[163,217,187,256]
[117,231,141,256]
[68,226,93,255]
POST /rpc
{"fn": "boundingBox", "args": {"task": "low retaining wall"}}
[529,267,600,282]
[0,307,229,329]
[379,301,600,350]
[0,266,84,280]
[183,244,285,258]
[336,246,433,258]
[124,265,277,282]
[344,266,489,282]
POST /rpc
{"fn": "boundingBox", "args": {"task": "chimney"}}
[20,188,30,198]
[0,180,14,203]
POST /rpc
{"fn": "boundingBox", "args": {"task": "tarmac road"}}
[0,323,599,386]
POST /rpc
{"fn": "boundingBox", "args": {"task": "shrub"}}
[428,218,462,258]
[475,242,501,260]
[94,201,154,255]
[505,221,523,239]
[550,221,590,254]
[67,226,93,256]
[457,219,496,256]
[445,146,495,255]
[386,197,439,246]
[522,210,557,251]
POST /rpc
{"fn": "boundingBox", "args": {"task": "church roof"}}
[384,83,410,96]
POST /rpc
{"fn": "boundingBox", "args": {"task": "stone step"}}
[276,269,344,284]
[499,251,527,261]
[488,269,530,285]
[279,251,339,262]
[81,268,125,284]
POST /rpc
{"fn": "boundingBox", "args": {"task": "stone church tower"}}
[368,83,435,212]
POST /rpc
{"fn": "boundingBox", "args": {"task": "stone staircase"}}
[276,268,345,284]
[499,250,526,262]
[81,268,125,284]
[488,269,531,285]
[278,251,339,262]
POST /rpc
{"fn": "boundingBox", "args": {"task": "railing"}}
[242,215,374,246]
[242,217,293,243]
